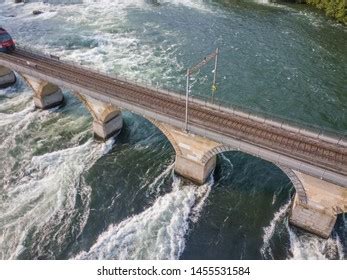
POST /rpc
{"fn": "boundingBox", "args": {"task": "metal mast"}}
[184,48,219,132]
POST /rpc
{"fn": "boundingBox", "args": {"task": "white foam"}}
[286,210,346,260]
[252,0,270,4]
[0,106,35,127]
[0,90,32,109]
[146,163,174,196]
[260,199,291,259]
[75,175,213,260]
[1,0,210,82]
[161,0,213,12]
[287,223,345,260]
[0,107,46,155]
[0,138,114,259]
[190,176,213,223]
[219,153,234,180]
[260,198,345,260]
[80,0,212,12]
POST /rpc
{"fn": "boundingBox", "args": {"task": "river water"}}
[0,0,346,260]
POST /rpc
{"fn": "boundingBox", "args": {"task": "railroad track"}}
[0,49,346,176]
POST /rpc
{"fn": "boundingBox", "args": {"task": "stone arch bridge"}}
[0,47,346,239]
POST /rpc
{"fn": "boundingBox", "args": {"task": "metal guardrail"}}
[14,44,347,146]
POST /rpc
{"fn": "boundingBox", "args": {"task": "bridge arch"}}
[146,118,183,157]
[20,74,64,109]
[200,144,308,204]
[73,92,123,140]
[0,65,16,88]
[74,92,120,122]
[276,166,307,204]
[201,144,235,164]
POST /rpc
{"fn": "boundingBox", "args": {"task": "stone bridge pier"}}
[22,74,64,109]
[151,121,347,238]
[75,93,123,141]
[0,66,16,89]
[151,120,221,184]
[289,172,347,238]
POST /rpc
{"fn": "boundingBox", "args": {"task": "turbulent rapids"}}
[75,175,213,260]
[0,0,346,260]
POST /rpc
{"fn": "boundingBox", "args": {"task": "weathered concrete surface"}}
[75,93,123,141]
[93,113,123,140]
[22,74,64,109]
[175,154,216,185]
[289,171,347,238]
[0,66,16,89]
[151,121,221,184]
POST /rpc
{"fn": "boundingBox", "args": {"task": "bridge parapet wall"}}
[0,65,16,89]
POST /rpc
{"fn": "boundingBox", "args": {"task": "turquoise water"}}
[0,0,346,260]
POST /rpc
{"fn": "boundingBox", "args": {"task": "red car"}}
[0,27,15,53]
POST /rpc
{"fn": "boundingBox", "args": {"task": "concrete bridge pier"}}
[22,74,64,109]
[75,93,123,141]
[289,172,347,238]
[0,66,16,89]
[92,109,123,141]
[151,121,223,184]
